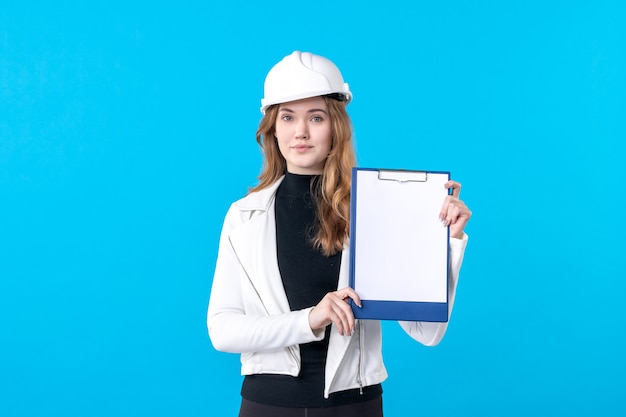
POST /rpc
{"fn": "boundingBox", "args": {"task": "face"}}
[275,96,332,175]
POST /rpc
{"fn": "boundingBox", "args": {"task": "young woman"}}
[207,51,471,417]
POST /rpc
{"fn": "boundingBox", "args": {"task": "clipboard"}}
[349,167,450,322]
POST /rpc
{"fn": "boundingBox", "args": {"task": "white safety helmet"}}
[260,51,352,114]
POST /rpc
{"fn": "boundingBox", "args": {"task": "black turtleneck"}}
[275,172,340,313]
[241,172,382,407]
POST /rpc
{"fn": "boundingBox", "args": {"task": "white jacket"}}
[207,177,468,398]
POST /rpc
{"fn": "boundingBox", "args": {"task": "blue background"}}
[1,1,624,416]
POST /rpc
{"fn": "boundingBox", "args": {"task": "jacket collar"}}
[234,176,284,212]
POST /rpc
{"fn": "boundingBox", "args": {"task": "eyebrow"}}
[279,107,328,115]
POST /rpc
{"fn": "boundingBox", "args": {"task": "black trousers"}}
[238,396,383,417]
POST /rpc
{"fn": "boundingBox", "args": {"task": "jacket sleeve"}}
[207,205,325,354]
[398,233,468,346]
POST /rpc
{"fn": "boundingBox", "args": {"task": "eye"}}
[280,114,293,122]
[311,115,324,122]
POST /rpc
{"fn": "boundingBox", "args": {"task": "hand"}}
[440,180,472,239]
[309,287,362,336]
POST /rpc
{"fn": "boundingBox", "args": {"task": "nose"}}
[294,119,308,139]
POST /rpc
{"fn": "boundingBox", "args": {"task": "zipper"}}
[356,320,364,394]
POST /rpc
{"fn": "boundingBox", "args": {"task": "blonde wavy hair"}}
[249,96,355,256]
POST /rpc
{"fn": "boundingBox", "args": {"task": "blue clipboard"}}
[349,167,450,322]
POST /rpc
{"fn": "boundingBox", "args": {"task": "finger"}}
[334,294,357,331]
[444,180,461,198]
[329,301,354,335]
[338,297,357,331]
[446,204,461,226]
[337,287,362,308]
[350,291,362,308]
[440,195,459,222]
[439,196,450,221]
[325,307,344,335]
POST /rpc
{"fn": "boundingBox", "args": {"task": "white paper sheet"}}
[352,169,449,303]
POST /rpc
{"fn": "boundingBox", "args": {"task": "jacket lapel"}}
[229,180,291,316]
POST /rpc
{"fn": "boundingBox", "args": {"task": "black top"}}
[240,172,382,407]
